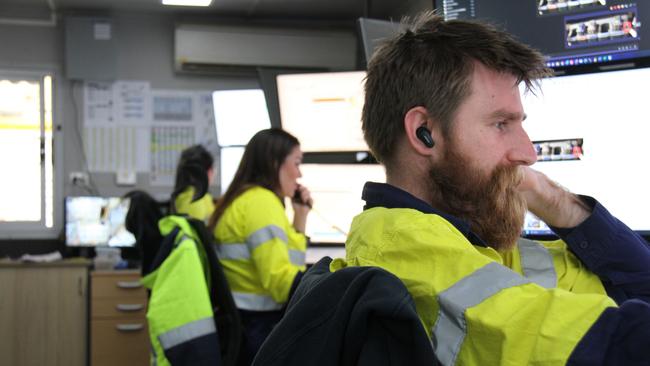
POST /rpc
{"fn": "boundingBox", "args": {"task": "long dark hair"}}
[124,190,164,276]
[208,128,299,233]
[171,144,214,213]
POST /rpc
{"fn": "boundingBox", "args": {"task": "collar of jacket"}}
[362,181,488,247]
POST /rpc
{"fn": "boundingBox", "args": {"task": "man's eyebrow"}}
[488,109,527,121]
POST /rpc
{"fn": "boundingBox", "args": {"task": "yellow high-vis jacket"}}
[214,186,306,311]
[334,182,650,366]
[142,215,221,366]
[174,186,215,222]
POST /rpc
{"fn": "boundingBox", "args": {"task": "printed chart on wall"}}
[83,81,217,186]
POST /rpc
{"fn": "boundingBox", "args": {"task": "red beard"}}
[428,147,526,251]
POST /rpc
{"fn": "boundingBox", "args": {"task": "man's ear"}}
[404,106,436,156]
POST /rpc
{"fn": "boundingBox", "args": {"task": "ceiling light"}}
[162,0,212,6]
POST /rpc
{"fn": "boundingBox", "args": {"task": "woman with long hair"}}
[208,128,312,365]
[171,144,215,221]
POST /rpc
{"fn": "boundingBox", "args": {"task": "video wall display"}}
[285,164,385,244]
[520,66,650,235]
[538,0,606,16]
[438,0,648,69]
[213,89,271,147]
[277,71,368,152]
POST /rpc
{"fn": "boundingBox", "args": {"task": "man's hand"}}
[517,166,591,228]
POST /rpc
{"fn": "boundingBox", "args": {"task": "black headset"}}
[416,126,435,148]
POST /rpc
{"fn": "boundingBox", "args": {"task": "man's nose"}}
[507,129,537,166]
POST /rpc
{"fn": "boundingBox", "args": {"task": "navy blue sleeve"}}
[567,299,650,366]
[165,331,222,366]
[551,196,650,304]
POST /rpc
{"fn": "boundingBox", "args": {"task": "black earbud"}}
[416,126,435,148]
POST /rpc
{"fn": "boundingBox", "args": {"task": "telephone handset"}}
[292,188,312,209]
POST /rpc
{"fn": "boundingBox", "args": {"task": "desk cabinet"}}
[91,270,149,366]
[0,260,90,366]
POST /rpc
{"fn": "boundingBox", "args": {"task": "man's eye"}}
[495,122,507,130]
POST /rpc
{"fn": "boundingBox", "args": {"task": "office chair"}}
[125,190,242,366]
[252,257,437,366]
[187,218,243,366]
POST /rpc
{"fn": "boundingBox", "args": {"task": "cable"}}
[309,207,349,236]
[69,80,100,195]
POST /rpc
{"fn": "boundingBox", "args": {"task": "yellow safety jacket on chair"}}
[214,186,307,311]
[142,215,221,366]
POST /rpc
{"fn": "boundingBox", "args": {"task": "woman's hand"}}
[292,185,312,233]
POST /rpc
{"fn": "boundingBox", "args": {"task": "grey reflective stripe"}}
[517,238,557,288]
[432,262,530,366]
[289,249,306,266]
[247,225,288,249]
[216,243,250,260]
[151,343,157,366]
[158,317,216,350]
[233,292,283,311]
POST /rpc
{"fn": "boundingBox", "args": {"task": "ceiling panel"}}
[0,0,431,24]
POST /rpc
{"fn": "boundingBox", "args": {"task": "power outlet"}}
[69,171,90,186]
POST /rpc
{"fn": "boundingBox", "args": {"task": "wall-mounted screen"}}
[277,71,368,152]
[520,66,650,235]
[213,89,271,147]
[286,163,385,244]
[65,196,136,247]
[219,146,245,194]
[436,0,647,69]
[358,18,401,66]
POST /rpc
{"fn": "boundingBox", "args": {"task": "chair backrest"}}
[252,257,437,366]
[187,218,243,366]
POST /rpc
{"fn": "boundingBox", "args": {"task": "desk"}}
[306,246,346,265]
[0,259,91,366]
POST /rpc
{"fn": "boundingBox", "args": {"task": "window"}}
[0,71,56,238]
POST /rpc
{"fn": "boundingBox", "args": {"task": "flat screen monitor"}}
[436,0,647,69]
[219,146,245,194]
[65,196,136,247]
[520,65,650,235]
[213,89,271,147]
[357,18,401,66]
[277,71,368,152]
[286,163,385,244]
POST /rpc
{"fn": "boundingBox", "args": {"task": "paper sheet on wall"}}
[84,126,149,172]
[149,125,196,186]
[84,81,114,125]
[148,90,218,186]
[113,81,150,125]
[82,84,218,181]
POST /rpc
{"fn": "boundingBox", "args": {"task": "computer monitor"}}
[276,71,368,152]
[213,89,271,147]
[286,163,385,244]
[65,196,136,247]
[357,18,401,66]
[520,65,650,236]
[436,0,648,69]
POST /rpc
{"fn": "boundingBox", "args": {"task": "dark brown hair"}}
[208,128,299,233]
[170,144,214,212]
[362,11,552,170]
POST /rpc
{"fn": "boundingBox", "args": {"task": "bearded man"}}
[336,11,650,366]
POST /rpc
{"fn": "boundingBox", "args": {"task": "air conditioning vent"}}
[174,24,357,74]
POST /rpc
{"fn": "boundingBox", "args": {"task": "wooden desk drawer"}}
[92,297,147,319]
[91,318,149,366]
[92,272,146,300]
